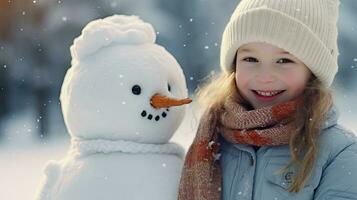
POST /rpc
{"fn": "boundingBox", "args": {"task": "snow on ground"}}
[0,94,356,200]
[0,137,69,200]
[0,107,70,200]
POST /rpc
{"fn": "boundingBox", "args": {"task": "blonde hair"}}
[195,65,333,193]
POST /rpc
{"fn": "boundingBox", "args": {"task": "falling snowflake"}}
[213,153,221,161]
[110,2,117,8]
[208,141,215,148]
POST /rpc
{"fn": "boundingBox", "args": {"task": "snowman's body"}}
[35,15,191,200]
[38,140,184,200]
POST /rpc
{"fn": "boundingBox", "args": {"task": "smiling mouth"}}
[251,90,286,101]
[140,108,170,122]
[252,90,286,96]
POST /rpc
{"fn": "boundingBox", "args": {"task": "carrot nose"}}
[150,93,192,109]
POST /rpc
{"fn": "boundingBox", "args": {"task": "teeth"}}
[255,90,282,96]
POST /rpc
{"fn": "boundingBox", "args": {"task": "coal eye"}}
[132,85,141,95]
[168,83,171,92]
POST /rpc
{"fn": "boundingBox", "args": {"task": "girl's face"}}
[235,42,311,109]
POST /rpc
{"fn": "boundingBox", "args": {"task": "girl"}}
[178,0,357,199]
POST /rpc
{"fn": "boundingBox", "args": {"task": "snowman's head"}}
[60,15,191,144]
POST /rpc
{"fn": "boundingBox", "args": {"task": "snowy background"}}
[1,0,357,199]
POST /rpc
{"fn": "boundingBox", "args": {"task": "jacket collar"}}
[321,104,339,130]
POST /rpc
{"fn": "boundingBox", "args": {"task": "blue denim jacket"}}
[219,105,357,200]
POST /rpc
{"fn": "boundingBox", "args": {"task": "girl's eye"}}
[132,85,141,95]
[243,57,258,62]
[277,58,294,64]
[168,83,171,92]
[241,57,295,64]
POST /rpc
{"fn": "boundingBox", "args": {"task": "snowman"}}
[35,15,191,200]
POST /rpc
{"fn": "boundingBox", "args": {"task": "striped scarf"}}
[178,96,303,200]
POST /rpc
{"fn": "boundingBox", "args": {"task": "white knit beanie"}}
[220,0,340,87]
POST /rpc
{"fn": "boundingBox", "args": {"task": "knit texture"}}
[220,0,340,87]
[178,96,303,200]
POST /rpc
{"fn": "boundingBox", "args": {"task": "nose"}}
[255,68,277,83]
[150,93,192,109]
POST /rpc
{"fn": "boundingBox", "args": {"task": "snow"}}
[31,14,196,199]
[61,15,189,143]
[70,15,156,61]
[35,145,184,199]
[0,108,70,200]
[0,101,199,200]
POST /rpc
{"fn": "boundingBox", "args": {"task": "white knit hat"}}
[220,0,340,87]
